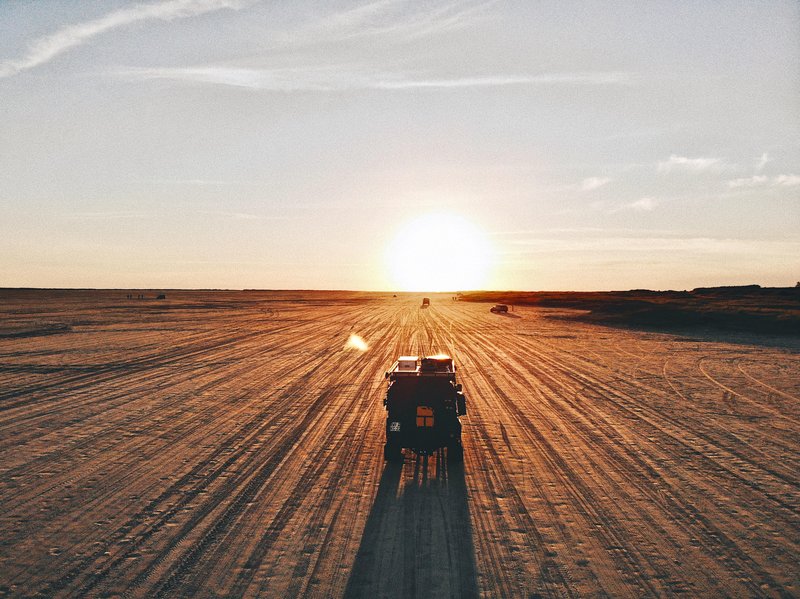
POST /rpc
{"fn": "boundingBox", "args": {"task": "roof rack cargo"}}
[385,354,455,381]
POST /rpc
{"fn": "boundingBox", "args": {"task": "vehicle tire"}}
[448,443,463,463]
[456,393,466,416]
[384,443,403,462]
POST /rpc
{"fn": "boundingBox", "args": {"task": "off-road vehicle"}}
[383,355,466,462]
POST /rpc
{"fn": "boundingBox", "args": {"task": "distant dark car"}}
[422,297,430,306]
[156,294,166,300]
[490,304,508,313]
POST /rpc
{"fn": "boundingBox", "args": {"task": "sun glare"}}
[386,213,492,292]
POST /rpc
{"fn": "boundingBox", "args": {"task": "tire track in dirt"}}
[18,308,382,596]
[1,293,797,598]
[433,302,796,596]
[467,334,778,596]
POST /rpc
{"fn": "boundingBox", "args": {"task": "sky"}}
[1,0,798,291]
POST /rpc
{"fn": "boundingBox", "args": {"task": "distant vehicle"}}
[490,304,508,313]
[156,294,166,300]
[383,355,466,462]
[422,297,430,306]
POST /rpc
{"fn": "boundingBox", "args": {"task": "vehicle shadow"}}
[344,452,479,599]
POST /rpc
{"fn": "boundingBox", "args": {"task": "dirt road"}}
[0,291,797,597]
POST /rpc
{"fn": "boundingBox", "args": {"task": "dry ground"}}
[0,290,797,598]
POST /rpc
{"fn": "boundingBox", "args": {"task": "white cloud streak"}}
[0,0,245,78]
[774,174,800,187]
[625,197,658,211]
[64,211,151,220]
[657,154,726,173]
[580,176,612,191]
[755,152,771,171]
[375,72,632,88]
[115,65,632,90]
[278,0,491,46]
[505,237,800,256]
[590,197,658,214]
[197,210,262,220]
[727,174,800,188]
[727,175,769,188]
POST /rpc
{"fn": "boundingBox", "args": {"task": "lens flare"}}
[344,333,369,352]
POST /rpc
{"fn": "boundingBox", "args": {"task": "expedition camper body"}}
[383,355,466,462]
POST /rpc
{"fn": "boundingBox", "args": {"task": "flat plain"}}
[0,290,797,598]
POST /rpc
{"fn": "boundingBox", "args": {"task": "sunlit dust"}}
[386,213,492,291]
[344,333,369,352]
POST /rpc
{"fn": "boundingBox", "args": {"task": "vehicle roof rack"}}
[385,354,456,381]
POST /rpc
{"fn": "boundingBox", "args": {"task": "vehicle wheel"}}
[448,443,463,463]
[384,443,403,462]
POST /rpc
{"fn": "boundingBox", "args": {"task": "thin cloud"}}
[727,174,800,188]
[279,1,492,47]
[755,152,771,171]
[116,65,633,90]
[625,197,658,212]
[64,211,151,220]
[0,0,245,78]
[116,65,340,90]
[580,176,612,191]
[657,154,726,173]
[489,227,606,236]
[774,174,800,187]
[152,178,244,185]
[505,236,800,256]
[196,209,296,220]
[375,72,632,88]
[197,210,261,220]
[727,175,769,188]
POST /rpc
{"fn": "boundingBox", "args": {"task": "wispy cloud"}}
[153,178,244,185]
[489,227,606,236]
[505,236,800,256]
[116,65,632,91]
[195,209,293,220]
[278,1,492,46]
[587,197,659,214]
[491,226,678,237]
[116,65,345,90]
[774,174,800,187]
[375,72,632,88]
[727,175,769,188]
[657,154,727,173]
[625,197,658,211]
[727,174,800,188]
[64,211,151,220]
[197,210,262,220]
[580,176,612,191]
[755,152,771,171]
[0,0,245,78]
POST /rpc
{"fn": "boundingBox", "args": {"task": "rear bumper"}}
[385,419,460,453]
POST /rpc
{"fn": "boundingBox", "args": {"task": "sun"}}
[386,213,493,292]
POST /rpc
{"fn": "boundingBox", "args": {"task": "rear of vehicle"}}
[383,356,465,462]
